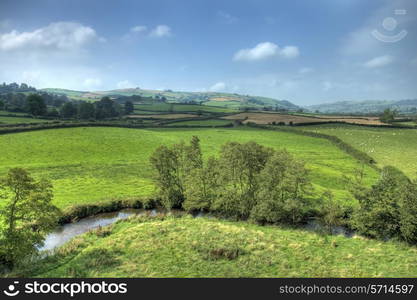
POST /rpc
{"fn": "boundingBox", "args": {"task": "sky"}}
[0,0,416,106]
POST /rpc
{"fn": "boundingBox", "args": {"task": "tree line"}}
[0,93,135,120]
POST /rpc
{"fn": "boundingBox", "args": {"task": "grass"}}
[0,127,378,209]
[0,116,52,124]
[134,103,235,113]
[299,124,417,178]
[18,215,417,277]
[166,119,232,127]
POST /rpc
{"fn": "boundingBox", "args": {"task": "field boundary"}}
[247,123,379,170]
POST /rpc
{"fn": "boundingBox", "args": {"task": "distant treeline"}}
[0,92,135,120]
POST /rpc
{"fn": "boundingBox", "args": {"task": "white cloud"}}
[280,46,299,59]
[149,25,172,38]
[233,42,299,62]
[83,77,102,89]
[217,11,238,24]
[131,25,147,33]
[299,67,314,74]
[0,22,100,51]
[209,82,227,92]
[363,55,393,68]
[117,80,134,89]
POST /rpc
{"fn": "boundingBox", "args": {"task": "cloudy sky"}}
[0,0,416,105]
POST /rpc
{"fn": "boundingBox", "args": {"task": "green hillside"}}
[41,87,300,111]
[307,99,417,115]
[0,127,378,209]
[299,124,417,178]
[17,216,417,277]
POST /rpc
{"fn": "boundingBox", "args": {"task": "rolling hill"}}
[307,99,417,115]
[42,87,300,111]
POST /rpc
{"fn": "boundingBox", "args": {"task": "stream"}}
[40,209,354,252]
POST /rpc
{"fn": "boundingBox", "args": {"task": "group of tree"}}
[1,91,135,120]
[379,108,397,123]
[150,137,417,244]
[0,168,60,269]
[61,97,130,120]
[0,82,36,93]
[350,166,417,243]
[150,137,312,223]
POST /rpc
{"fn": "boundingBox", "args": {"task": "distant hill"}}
[42,87,300,111]
[307,99,417,115]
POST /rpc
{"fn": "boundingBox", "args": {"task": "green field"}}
[299,124,417,178]
[18,215,417,277]
[166,119,232,127]
[134,103,235,113]
[0,116,52,124]
[0,127,378,209]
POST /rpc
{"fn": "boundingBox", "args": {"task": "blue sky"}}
[0,0,416,105]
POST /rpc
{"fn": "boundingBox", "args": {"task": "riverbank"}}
[11,215,417,277]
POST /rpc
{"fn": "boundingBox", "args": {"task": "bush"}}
[351,166,417,243]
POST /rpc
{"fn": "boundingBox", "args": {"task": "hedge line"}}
[0,122,155,135]
[247,123,379,169]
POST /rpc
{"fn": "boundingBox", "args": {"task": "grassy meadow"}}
[18,215,417,277]
[0,126,378,209]
[299,124,417,178]
[133,103,235,114]
[166,119,232,127]
[0,115,52,124]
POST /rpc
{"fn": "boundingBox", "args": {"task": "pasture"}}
[133,103,235,114]
[165,119,232,127]
[0,127,378,209]
[18,216,417,277]
[299,124,417,178]
[222,112,388,126]
[0,116,52,124]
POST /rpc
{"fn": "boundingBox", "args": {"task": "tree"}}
[60,102,77,119]
[78,102,95,120]
[351,166,407,239]
[399,179,417,243]
[0,168,60,268]
[0,99,4,110]
[211,141,273,218]
[124,101,134,115]
[317,190,343,234]
[95,97,120,119]
[251,150,311,224]
[183,156,220,211]
[379,108,396,123]
[46,108,60,118]
[150,137,204,210]
[25,94,47,116]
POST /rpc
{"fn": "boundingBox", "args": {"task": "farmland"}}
[222,112,388,126]
[133,103,235,114]
[299,124,417,178]
[0,126,378,209]
[165,119,232,127]
[0,115,52,124]
[17,216,417,278]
